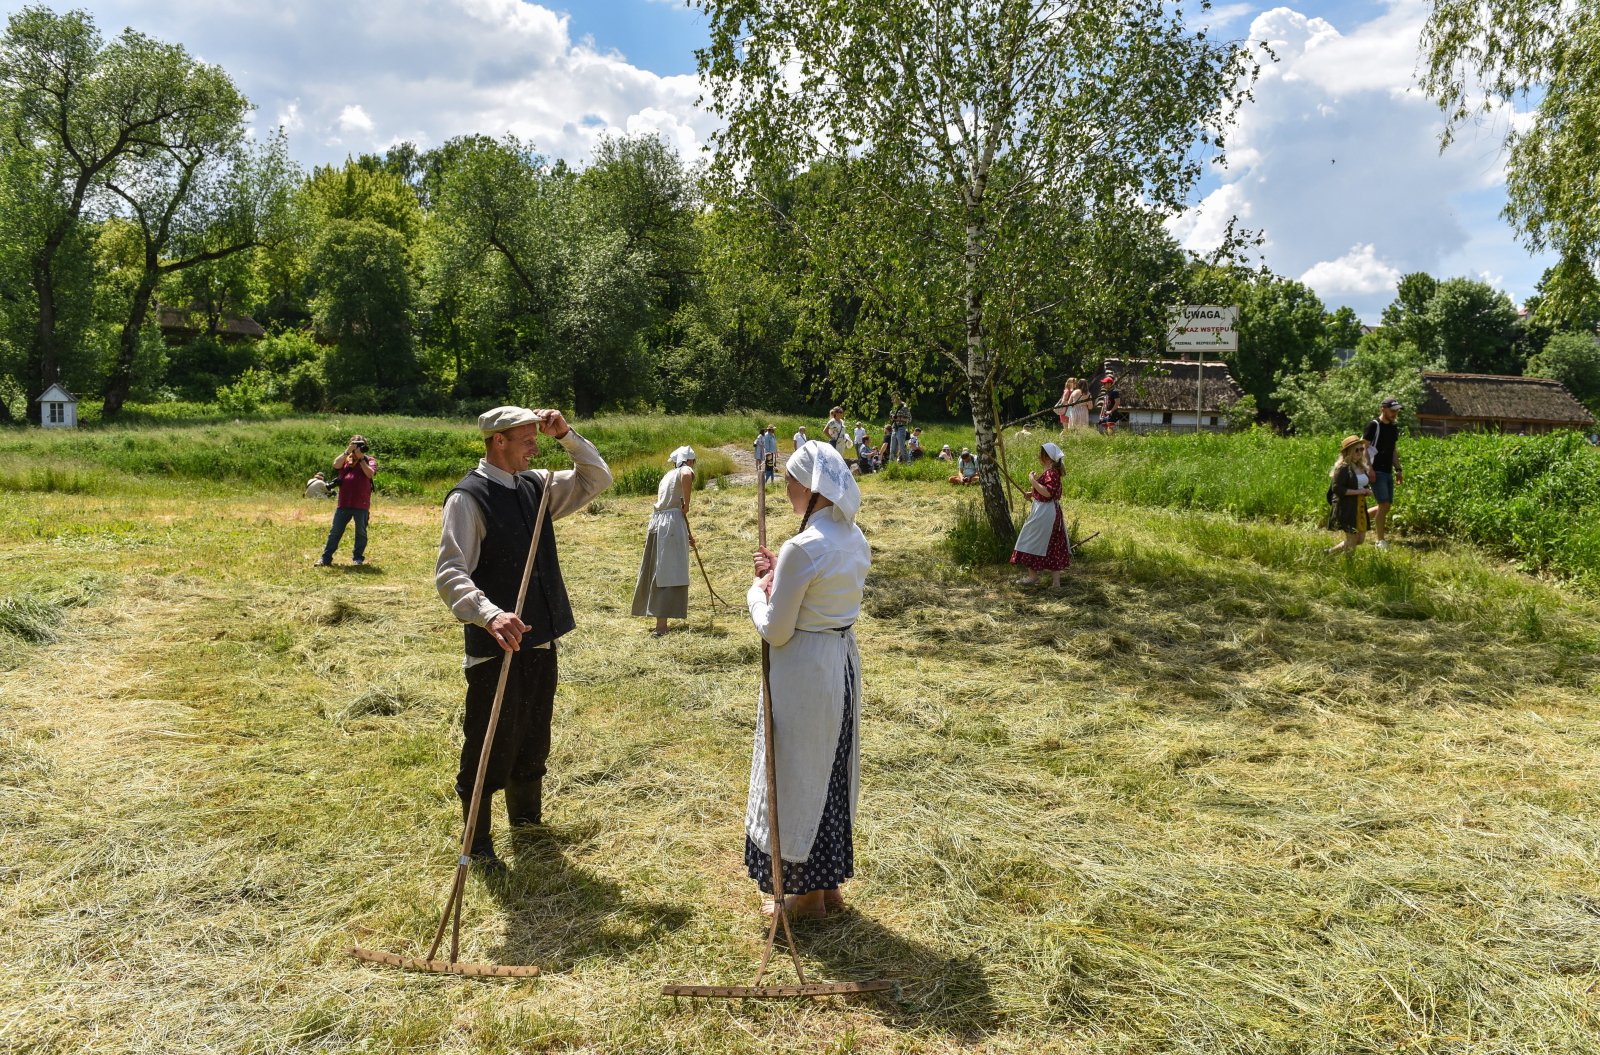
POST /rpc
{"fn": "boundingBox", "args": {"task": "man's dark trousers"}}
[456,644,558,808]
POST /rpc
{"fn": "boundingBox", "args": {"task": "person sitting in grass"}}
[632,447,696,636]
[949,448,979,485]
[1325,434,1373,555]
[937,444,954,461]
[304,471,330,499]
[1010,442,1070,587]
[907,428,925,460]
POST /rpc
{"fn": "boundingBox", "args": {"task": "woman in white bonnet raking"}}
[631,446,697,635]
[745,440,872,919]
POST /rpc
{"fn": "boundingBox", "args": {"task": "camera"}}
[352,439,369,453]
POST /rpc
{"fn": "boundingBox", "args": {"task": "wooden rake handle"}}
[427,468,554,965]
[752,467,807,988]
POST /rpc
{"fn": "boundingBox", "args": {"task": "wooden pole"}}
[753,466,807,987]
[1196,348,1204,435]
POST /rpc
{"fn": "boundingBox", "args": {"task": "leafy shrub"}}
[942,499,1018,566]
[214,369,277,413]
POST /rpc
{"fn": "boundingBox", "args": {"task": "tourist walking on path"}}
[746,441,870,920]
[632,447,696,635]
[1325,435,1373,555]
[1096,375,1121,435]
[823,407,852,462]
[1363,397,1404,549]
[315,435,377,566]
[1011,442,1071,586]
[1059,378,1091,430]
[435,406,612,866]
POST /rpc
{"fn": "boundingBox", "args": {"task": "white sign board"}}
[1167,305,1239,352]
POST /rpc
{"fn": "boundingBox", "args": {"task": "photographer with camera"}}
[314,434,378,567]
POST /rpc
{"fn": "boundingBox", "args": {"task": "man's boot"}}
[505,779,542,829]
[461,796,504,872]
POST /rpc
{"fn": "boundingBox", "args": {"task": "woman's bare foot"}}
[823,889,846,913]
[762,890,826,920]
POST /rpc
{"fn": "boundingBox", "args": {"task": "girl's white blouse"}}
[747,508,871,647]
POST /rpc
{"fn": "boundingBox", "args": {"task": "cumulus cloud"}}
[1174,2,1544,318]
[1299,244,1403,295]
[43,0,718,165]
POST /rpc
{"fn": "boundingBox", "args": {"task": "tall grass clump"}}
[942,499,1018,565]
[1058,428,1331,521]
[1397,430,1600,588]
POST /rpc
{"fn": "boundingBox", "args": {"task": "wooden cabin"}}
[1416,373,1595,436]
[1098,358,1247,433]
[156,303,266,344]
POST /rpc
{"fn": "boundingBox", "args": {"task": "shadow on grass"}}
[485,824,692,972]
[793,906,999,1038]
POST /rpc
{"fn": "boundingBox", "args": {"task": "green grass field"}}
[2,413,1600,1052]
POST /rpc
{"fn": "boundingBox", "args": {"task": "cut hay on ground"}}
[0,476,1598,1053]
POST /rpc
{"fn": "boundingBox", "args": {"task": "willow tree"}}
[698,0,1255,535]
[1422,0,1600,318]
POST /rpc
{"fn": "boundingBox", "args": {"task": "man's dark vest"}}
[449,470,575,657]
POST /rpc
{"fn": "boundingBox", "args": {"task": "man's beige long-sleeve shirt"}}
[435,431,612,655]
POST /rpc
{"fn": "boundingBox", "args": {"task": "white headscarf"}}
[1041,442,1063,463]
[668,446,696,466]
[784,440,861,523]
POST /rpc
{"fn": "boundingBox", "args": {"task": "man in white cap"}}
[435,405,612,868]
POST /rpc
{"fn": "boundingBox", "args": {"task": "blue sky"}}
[2,0,1552,321]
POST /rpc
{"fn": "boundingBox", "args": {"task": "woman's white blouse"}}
[748,508,871,648]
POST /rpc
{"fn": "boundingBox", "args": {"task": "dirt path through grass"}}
[3,482,1600,1053]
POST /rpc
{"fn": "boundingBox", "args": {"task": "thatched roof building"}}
[1417,373,1595,436]
[1097,358,1247,432]
[157,303,266,343]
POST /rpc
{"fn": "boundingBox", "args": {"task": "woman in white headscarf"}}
[1010,441,1071,587]
[631,446,696,634]
[745,440,871,920]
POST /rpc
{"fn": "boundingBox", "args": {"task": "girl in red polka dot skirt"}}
[1010,442,1070,586]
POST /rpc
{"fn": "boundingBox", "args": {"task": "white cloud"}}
[337,105,374,133]
[43,0,719,166]
[1174,2,1547,319]
[1299,244,1402,295]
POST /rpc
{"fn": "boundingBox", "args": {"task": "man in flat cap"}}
[435,405,612,868]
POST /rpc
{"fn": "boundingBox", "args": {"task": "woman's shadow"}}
[481,822,692,970]
[735,901,998,1039]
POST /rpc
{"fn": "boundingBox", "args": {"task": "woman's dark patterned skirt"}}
[745,661,856,895]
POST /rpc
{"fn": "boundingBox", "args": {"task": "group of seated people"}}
[854,426,927,473]
[945,447,979,485]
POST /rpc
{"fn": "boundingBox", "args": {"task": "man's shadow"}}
[742,902,998,1039]
[481,823,692,970]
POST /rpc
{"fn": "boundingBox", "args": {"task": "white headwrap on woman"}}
[668,445,696,466]
[784,439,861,523]
[1041,441,1064,462]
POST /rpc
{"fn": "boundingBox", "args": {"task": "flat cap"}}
[478,405,540,436]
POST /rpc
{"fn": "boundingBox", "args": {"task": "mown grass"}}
[2,466,1599,1052]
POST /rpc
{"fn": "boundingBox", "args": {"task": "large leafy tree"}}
[0,5,247,420]
[698,0,1255,535]
[310,219,418,409]
[1421,0,1600,316]
[100,131,298,416]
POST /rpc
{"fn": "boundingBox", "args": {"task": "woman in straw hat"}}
[746,440,871,920]
[1010,441,1071,587]
[1325,435,1373,554]
[632,447,697,634]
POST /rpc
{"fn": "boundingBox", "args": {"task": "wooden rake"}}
[662,468,891,1000]
[350,469,554,979]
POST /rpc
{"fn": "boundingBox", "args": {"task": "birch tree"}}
[699,0,1256,535]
